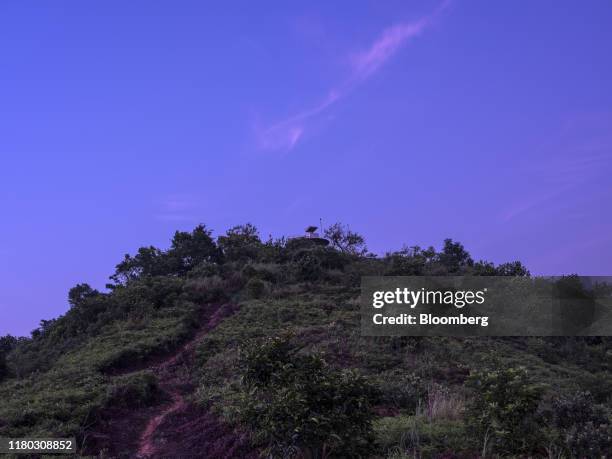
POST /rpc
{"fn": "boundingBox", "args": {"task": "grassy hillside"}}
[0,223,610,457]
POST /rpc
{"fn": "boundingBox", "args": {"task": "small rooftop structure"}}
[287,225,330,248]
[305,225,320,238]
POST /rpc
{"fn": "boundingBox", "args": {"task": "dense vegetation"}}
[0,223,610,457]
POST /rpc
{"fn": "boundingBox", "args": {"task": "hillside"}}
[0,223,610,458]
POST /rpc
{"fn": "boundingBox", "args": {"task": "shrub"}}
[377,373,428,411]
[105,371,160,408]
[185,275,229,303]
[242,263,283,283]
[237,335,378,458]
[385,254,426,276]
[188,260,220,279]
[0,353,8,382]
[465,366,544,455]
[246,278,266,299]
[545,391,612,457]
[291,251,323,281]
[574,371,612,403]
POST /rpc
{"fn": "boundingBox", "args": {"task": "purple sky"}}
[1,1,611,336]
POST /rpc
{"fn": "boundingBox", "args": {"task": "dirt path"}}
[87,303,256,458]
[138,394,183,454]
[134,302,235,457]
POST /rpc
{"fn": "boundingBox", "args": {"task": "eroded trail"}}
[88,303,256,458]
[134,302,254,458]
[136,303,226,457]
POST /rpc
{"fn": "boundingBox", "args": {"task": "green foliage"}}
[242,262,285,284]
[544,391,612,457]
[2,222,610,457]
[473,260,530,276]
[246,278,266,299]
[311,247,350,271]
[472,260,498,276]
[324,223,367,256]
[438,239,473,273]
[238,334,297,388]
[495,261,530,276]
[110,225,219,285]
[0,301,199,438]
[291,250,323,281]
[0,352,7,382]
[169,224,221,273]
[0,335,19,354]
[68,283,100,308]
[385,247,433,276]
[376,373,428,411]
[188,260,221,279]
[386,243,529,278]
[0,335,18,382]
[110,246,170,285]
[237,335,378,458]
[217,223,262,262]
[105,371,159,408]
[374,415,469,457]
[185,275,231,304]
[465,366,545,455]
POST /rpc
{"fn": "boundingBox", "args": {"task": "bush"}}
[0,353,8,382]
[185,275,229,303]
[105,371,160,408]
[242,263,283,283]
[291,251,323,281]
[545,391,612,457]
[188,260,220,279]
[377,373,427,411]
[465,366,544,455]
[246,278,266,299]
[237,335,378,458]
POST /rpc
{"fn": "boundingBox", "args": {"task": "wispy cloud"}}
[254,2,449,153]
[350,20,429,81]
[254,90,339,152]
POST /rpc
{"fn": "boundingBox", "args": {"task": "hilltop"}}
[0,223,610,458]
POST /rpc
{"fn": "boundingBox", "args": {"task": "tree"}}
[217,223,262,262]
[496,261,530,277]
[437,238,473,273]
[0,352,7,382]
[0,335,14,382]
[168,224,221,273]
[109,225,221,284]
[472,260,498,276]
[324,223,367,256]
[385,245,438,275]
[0,335,18,354]
[68,283,100,308]
[110,246,169,285]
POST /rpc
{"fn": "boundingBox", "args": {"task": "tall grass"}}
[417,384,465,422]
